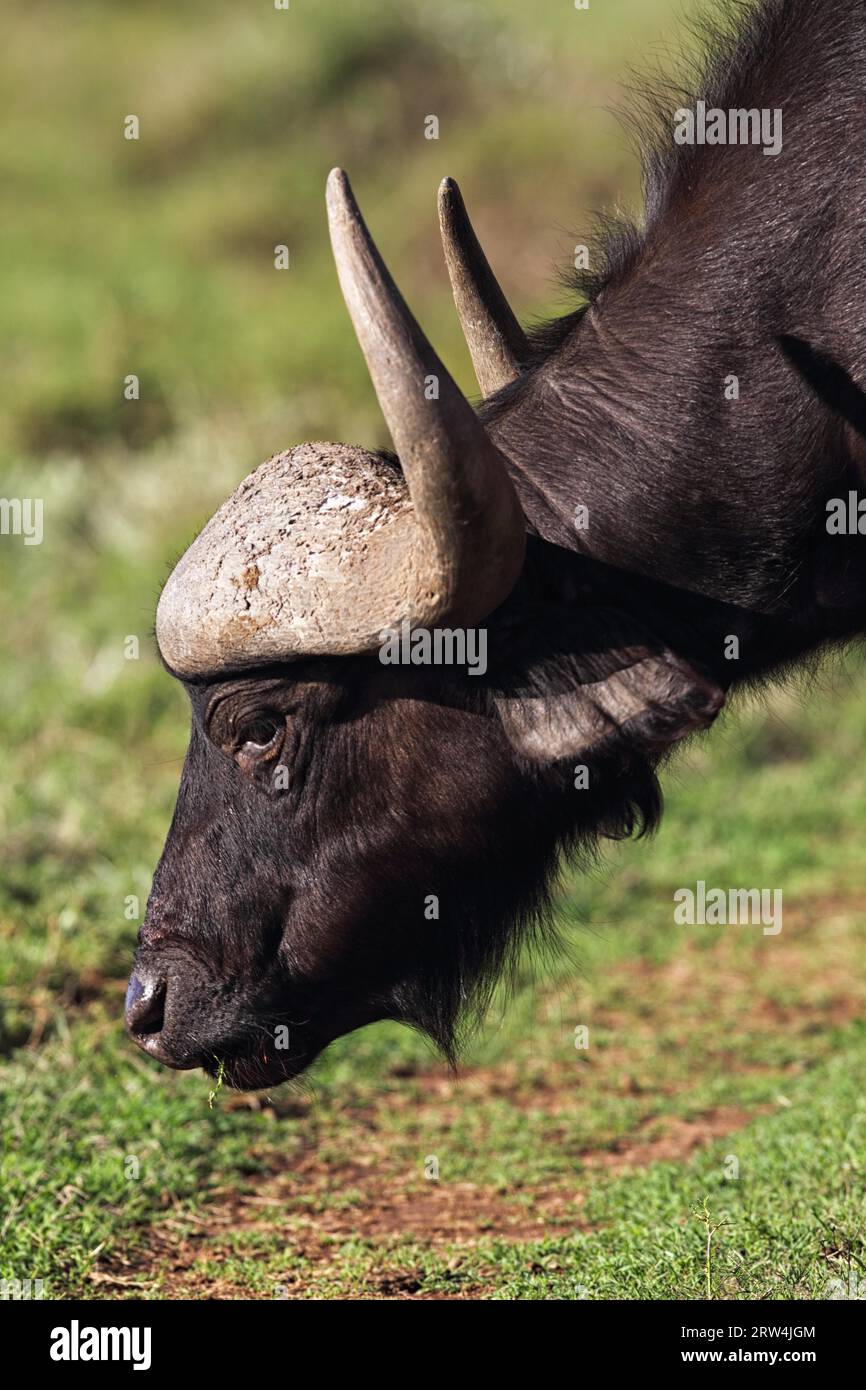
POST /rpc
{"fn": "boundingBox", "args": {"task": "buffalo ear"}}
[492,607,725,763]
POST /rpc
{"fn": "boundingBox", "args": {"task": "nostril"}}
[125,972,167,1036]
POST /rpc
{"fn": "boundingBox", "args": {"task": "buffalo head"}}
[126,171,724,1088]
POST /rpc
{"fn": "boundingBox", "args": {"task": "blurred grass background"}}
[2,0,865,1300]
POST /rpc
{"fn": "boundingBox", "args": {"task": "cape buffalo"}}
[127,0,866,1087]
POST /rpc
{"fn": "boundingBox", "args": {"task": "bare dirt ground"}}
[99,1176,583,1298]
[96,1104,758,1300]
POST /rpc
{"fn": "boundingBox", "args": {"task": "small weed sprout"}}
[692,1197,732,1299]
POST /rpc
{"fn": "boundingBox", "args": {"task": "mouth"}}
[129,1023,318,1089]
[203,1046,318,1091]
[134,1032,199,1070]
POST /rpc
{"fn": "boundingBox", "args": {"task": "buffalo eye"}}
[235,713,284,768]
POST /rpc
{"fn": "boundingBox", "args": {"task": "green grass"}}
[3,0,865,1301]
[170,1043,866,1301]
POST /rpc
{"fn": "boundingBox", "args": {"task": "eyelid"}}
[242,730,279,751]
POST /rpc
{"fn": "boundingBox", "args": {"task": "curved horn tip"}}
[326,166,352,207]
[437,176,464,220]
[436,175,527,397]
